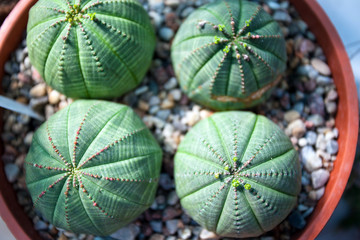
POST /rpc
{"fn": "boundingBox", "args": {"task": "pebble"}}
[311,169,330,189]
[325,101,337,115]
[135,86,149,95]
[157,109,171,120]
[311,58,331,76]
[326,140,339,155]
[5,164,20,183]
[199,229,218,239]
[167,191,179,206]
[159,27,174,41]
[326,89,338,101]
[284,110,300,123]
[30,96,48,111]
[150,220,163,233]
[159,173,173,190]
[298,138,307,147]
[178,227,192,239]
[267,1,281,10]
[150,234,165,240]
[288,211,306,229]
[166,220,179,234]
[111,224,140,240]
[139,100,150,111]
[149,11,163,28]
[286,119,306,138]
[273,10,292,23]
[161,99,175,109]
[169,89,182,101]
[316,134,327,151]
[48,90,61,105]
[309,187,325,201]
[300,146,322,172]
[307,114,324,127]
[30,83,46,97]
[24,132,34,146]
[164,77,178,90]
[149,96,161,106]
[180,7,195,18]
[316,75,333,86]
[165,0,180,7]
[34,220,48,230]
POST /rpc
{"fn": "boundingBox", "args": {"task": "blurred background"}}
[0,0,359,239]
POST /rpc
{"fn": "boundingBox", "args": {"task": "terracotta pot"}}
[0,0,358,239]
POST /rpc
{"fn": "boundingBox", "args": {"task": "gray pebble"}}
[311,169,330,189]
[305,131,317,145]
[34,220,48,230]
[111,224,140,240]
[149,11,163,28]
[307,114,324,127]
[169,89,182,101]
[284,110,300,123]
[149,96,161,106]
[159,173,174,190]
[300,146,322,172]
[167,190,179,205]
[316,75,333,86]
[311,58,331,76]
[267,2,281,10]
[309,187,325,201]
[316,134,327,151]
[159,27,174,41]
[164,77,178,90]
[166,219,179,235]
[302,206,314,218]
[326,140,339,155]
[199,228,217,239]
[156,110,171,121]
[135,86,149,95]
[273,10,292,23]
[149,105,160,115]
[181,7,195,18]
[298,138,307,147]
[150,221,163,233]
[24,132,34,146]
[30,96,48,111]
[5,164,20,183]
[325,101,337,115]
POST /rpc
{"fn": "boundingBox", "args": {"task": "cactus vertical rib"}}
[174,112,301,238]
[171,0,287,110]
[25,100,162,235]
[27,0,156,99]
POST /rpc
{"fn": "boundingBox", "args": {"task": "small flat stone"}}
[316,134,327,151]
[326,140,339,155]
[156,109,171,121]
[135,86,149,95]
[166,219,179,235]
[159,173,174,190]
[298,138,308,147]
[286,119,306,138]
[311,58,331,76]
[111,224,140,240]
[300,146,322,172]
[150,234,165,240]
[30,83,46,97]
[311,169,330,189]
[150,221,163,233]
[161,99,175,109]
[34,220,48,230]
[149,96,161,106]
[167,190,179,205]
[273,10,292,23]
[307,114,324,127]
[164,77,178,90]
[159,27,174,41]
[5,163,20,183]
[284,110,300,123]
[169,89,182,101]
[288,211,306,229]
[325,101,337,115]
[48,90,61,105]
[180,7,195,18]
[199,228,218,239]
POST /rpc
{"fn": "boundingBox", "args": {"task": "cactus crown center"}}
[65,4,83,25]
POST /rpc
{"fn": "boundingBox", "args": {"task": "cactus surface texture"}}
[171,0,287,110]
[174,112,301,238]
[27,0,155,99]
[25,100,162,235]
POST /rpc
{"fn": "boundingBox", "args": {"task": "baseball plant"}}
[27,0,156,98]
[25,100,162,235]
[171,0,287,110]
[174,111,301,238]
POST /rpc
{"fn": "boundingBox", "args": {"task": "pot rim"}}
[0,0,358,240]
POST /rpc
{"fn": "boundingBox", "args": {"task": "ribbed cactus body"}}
[171,0,287,110]
[27,0,155,99]
[25,100,162,235]
[174,112,301,238]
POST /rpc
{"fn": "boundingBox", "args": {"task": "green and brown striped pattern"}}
[25,100,162,235]
[174,111,301,238]
[171,0,287,110]
[27,0,155,98]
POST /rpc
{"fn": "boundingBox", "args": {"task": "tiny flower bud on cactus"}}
[174,111,301,238]
[25,100,162,235]
[27,0,155,99]
[171,0,287,110]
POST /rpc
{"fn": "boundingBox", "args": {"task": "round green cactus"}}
[171,0,287,110]
[27,0,155,99]
[24,100,162,235]
[174,112,301,238]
